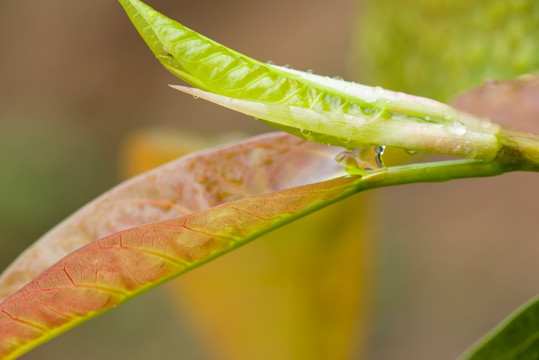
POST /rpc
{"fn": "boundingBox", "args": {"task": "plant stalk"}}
[496,129,539,172]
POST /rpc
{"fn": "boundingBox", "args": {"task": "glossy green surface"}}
[120,0,506,160]
[459,295,539,360]
[119,0,376,115]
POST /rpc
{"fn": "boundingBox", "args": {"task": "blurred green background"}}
[1,0,538,359]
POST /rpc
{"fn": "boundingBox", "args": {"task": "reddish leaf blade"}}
[0,132,345,301]
[0,176,359,359]
[453,75,539,134]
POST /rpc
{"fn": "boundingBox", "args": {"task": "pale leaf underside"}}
[0,133,345,302]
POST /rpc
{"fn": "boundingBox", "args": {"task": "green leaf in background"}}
[459,295,539,360]
[354,0,539,101]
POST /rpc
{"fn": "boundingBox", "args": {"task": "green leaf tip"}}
[118,0,185,78]
[459,295,539,360]
[119,0,503,161]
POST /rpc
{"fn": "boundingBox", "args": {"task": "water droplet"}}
[146,10,155,18]
[333,76,343,80]
[405,149,418,155]
[339,137,351,144]
[284,64,291,69]
[266,60,275,65]
[335,147,384,175]
[307,69,315,74]
[374,145,385,167]
[193,95,199,100]
[425,116,431,122]
[443,110,453,120]
[300,128,312,136]
[480,118,492,128]
[447,121,467,136]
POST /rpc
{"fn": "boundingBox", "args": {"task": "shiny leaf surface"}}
[459,295,539,360]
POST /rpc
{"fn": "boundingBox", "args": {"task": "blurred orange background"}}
[0,0,537,359]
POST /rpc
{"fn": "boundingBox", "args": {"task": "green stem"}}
[496,129,539,172]
[351,159,506,194]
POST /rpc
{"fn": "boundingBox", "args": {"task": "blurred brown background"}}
[0,0,538,359]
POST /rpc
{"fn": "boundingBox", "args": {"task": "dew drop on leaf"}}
[334,147,384,175]
[480,118,492,128]
[446,121,467,136]
[374,145,386,167]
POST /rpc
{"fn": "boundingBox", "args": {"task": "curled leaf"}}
[119,0,502,160]
[0,133,345,301]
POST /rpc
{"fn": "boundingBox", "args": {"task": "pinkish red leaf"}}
[453,75,539,134]
[0,175,359,359]
[0,132,345,302]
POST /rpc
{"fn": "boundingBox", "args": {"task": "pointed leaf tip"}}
[0,175,360,359]
[0,132,346,302]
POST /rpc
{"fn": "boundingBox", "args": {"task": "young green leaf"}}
[0,133,346,301]
[458,295,539,360]
[119,0,503,160]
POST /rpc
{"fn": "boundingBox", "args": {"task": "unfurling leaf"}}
[119,0,502,161]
